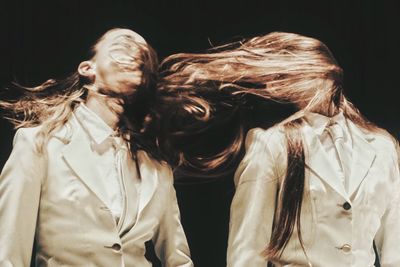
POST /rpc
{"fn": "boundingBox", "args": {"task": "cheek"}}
[111,70,144,95]
[95,59,118,82]
[94,59,144,93]
[117,65,143,83]
[126,70,143,84]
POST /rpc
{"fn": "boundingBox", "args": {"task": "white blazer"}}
[0,115,193,267]
[227,119,400,267]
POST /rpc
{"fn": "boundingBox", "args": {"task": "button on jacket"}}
[227,118,400,267]
[0,111,193,267]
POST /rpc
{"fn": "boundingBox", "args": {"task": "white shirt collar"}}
[74,104,116,145]
[304,110,347,137]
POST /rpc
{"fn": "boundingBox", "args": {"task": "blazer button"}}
[341,244,352,253]
[342,202,351,210]
[111,243,122,252]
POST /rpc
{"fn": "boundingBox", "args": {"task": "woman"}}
[0,28,193,267]
[155,32,399,266]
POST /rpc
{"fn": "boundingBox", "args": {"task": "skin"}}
[78,29,147,129]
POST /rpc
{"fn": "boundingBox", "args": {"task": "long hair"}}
[154,32,381,258]
[0,73,87,153]
[1,28,159,158]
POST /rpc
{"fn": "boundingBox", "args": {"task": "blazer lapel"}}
[302,124,349,200]
[347,121,376,197]
[118,150,140,236]
[136,150,159,218]
[61,119,109,208]
[113,150,159,237]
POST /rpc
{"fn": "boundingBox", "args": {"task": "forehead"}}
[97,29,147,50]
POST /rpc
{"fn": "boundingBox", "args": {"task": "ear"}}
[78,61,96,82]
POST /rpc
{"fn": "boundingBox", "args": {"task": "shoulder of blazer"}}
[12,126,42,147]
[10,126,48,185]
[51,115,80,144]
[370,132,398,165]
[348,120,396,151]
[13,115,80,147]
[246,126,286,156]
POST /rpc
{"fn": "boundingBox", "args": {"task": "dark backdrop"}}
[0,1,398,266]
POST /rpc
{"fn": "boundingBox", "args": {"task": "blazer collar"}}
[74,104,115,145]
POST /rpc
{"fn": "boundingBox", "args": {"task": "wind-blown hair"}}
[153,32,381,260]
[1,28,158,157]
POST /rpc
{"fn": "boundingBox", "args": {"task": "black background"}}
[0,1,398,266]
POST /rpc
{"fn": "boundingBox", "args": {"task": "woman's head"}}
[1,28,159,155]
[79,28,158,102]
[77,28,159,130]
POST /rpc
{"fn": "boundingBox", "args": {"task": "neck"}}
[85,94,122,130]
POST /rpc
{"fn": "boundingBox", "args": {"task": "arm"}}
[0,128,45,266]
[375,144,400,267]
[152,165,193,267]
[227,128,284,267]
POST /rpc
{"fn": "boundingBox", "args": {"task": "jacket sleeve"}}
[0,128,45,267]
[152,165,193,267]
[227,128,284,267]
[375,143,400,267]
